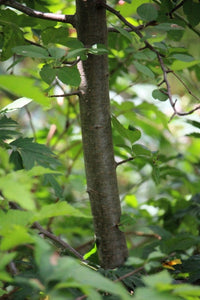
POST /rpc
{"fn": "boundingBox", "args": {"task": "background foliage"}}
[0,0,200,299]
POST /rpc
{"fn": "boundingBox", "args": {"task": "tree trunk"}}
[75,0,128,269]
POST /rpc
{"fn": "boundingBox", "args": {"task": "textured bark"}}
[75,0,128,269]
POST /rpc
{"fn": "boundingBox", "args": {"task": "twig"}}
[25,107,37,142]
[116,157,135,167]
[168,0,186,18]
[171,71,200,102]
[49,91,80,98]
[126,230,161,240]
[9,202,88,263]
[157,53,200,117]
[114,266,144,282]
[33,222,88,263]
[46,124,57,146]
[0,0,76,26]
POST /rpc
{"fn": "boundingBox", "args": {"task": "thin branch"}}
[168,0,186,18]
[76,266,144,300]
[0,0,76,27]
[126,230,161,240]
[103,2,200,117]
[49,91,80,98]
[114,266,144,282]
[9,202,88,263]
[101,2,142,37]
[33,222,88,263]
[25,107,37,142]
[171,71,200,102]
[157,53,200,117]
[116,157,135,167]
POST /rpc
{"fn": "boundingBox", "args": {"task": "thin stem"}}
[33,222,88,262]
[0,0,76,26]
[25,107,37,142]
[49,91,80,98]
[116,157,135,167]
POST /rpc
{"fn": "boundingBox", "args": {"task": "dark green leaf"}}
[40,64,57,84]
[41,27,69,45]
[134,61,155,78]
[12,45,49,59]
[9,137,59,170]
[137,3,158,21]
[152,89,168,101]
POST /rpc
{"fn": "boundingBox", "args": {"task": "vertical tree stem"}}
[75,0,128,269]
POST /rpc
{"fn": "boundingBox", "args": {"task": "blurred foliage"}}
[0,0,200,299]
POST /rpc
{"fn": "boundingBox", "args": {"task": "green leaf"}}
[186,132,200,138]
[111,25,133,42]
[12,45,50,58]
[57,66,81,86]
[132,144,151,156]
[31,202,91,222]
[171,60,200,71]
[172,54,194,62]
[0,225,33,250]
[88,44,108,55]
[0,116,19,140]
[40,64,57,84]
[152,165,160,185]
[66,48,86,59]
[152,89,168,101]
[0,25,25,61]
[10,137,59,170]
[41,26,69,45]
[183,0,200,27]
[0,75,50,107]
[187,119,200,129]
[134,61,155,78]
[112,116,141,144]
[48,46,66,59]
[143,270,171,287]
[0,170,36,210]
[0,97,32,113]
[27,166,61,177]
[137,3,158,21]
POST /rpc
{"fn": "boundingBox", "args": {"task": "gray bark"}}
[75,0,128,269]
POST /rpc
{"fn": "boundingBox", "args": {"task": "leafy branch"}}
[101,2,200,118]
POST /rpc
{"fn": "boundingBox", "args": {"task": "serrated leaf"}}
[0,115,19,140]
[134,61,155,78]
[9,137,59,170]
[0,75,50,107]
[66,48,86,59]
[152,89,168,101]
[31,202,91,222]
[137,3,158,21]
